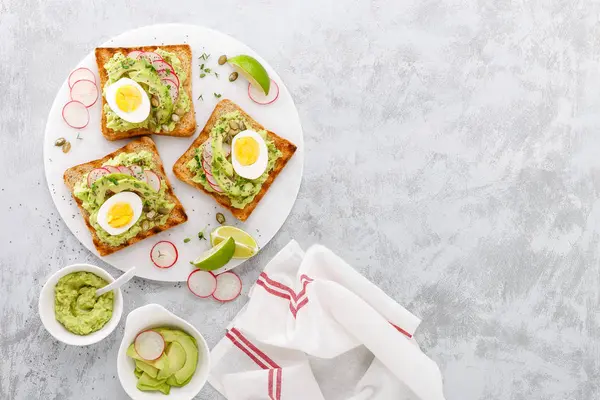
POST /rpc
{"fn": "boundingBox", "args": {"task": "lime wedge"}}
[210,226,258,259]
[191,236,235,270]
[227,55,271,95]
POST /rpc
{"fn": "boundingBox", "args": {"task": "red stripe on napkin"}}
[225,332,269,369]
[230,328,281,369]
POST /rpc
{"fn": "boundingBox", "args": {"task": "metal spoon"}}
[96,266,136,297]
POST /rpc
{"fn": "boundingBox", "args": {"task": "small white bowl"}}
[39,263,124,346]
[117,304,211,400]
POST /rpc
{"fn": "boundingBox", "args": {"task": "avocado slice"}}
[157,341,187,380]
[137,372,166,389]
[157,330,198,384]
[92,175,157,206]
[135,360,159,379]
[127,343,168,370]
[138,382,171,395]
[166,374,193,387]
[134,369,143,379]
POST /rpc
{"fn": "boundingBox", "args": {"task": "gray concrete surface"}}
[1,0,599,399]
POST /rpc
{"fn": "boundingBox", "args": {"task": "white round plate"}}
[43,24,304,281]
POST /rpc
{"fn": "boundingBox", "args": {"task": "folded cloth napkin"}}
[209,241,445,400]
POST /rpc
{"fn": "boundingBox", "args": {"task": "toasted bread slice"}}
[95,44,196,141]
[64,136,188,256]
[172,99,297,221]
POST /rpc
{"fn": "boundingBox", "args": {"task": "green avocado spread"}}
[54,271,114,335]
[74,151,174,247]
[103,48,190,133]
[186,111,281,209]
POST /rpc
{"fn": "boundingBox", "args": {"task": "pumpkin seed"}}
[142,220,150,231]
[175,108,185,116]
[171,114,180,122]
[229,72,238,82]
[158,207,170,215]
[62,141,71,153]
[239,121,246,131]
[218,55,227,65]
[216,212,226,225]
[229,120,239,130]
[151,96,160,107]
[54,137,66,147]
[147,211,157,219]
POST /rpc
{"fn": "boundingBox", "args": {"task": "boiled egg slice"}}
[105,78,151,123]
[231,130,269,180]
[96,192,143,236]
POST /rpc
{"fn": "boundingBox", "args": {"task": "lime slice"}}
[227,55,271,95]
[210,226,258,259]
[191,236,235,270]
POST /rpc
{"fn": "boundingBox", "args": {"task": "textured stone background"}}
[2,0,600,399]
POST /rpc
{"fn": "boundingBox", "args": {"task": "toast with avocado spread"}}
[172,99,297,221]
[95,44,196,141]
[64,136,188,256]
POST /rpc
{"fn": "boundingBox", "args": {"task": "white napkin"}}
[208,241,445,400]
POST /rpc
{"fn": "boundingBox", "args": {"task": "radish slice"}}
[130,165,146,181]
[87,168,110,186]
[104,165,121,174]
[203,140,213,162]
[248,79,279,105]
[134,330,165,361]
[127,50,142,59]
[156,68,179,87]
[187,270,217,298]
[68,67,95,88]
[70,79,98,107]
[145,170,161,192]
[151,241,178,268]
[117,166,132,176]
[213,272,242,302]
[62,101,89,129]
[202,158,213,177]
[161,78,179,103]
[139,52,163,64]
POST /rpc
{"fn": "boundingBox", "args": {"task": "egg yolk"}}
[115,85,142,113]
[107,202,134,228]
[234,137,260,166]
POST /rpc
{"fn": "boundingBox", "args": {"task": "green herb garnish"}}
[184,238,191,243]
[197,226,207,241]
[214,93,222,98]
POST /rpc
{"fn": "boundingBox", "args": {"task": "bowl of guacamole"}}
[39,263,124,346]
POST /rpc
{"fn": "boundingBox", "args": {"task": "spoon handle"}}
[96,266,137,297]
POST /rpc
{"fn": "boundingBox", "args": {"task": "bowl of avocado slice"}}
[117,304,210,399]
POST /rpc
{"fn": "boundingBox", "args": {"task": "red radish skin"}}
[151,241,178,269]
[62,101,90,129]
[87,168,110,186]
[187,270,218,298]
[213,272,242,302]
[68,68,95,88]
[156,68,179,87]
[145,171,161,192]
[127,50,143,59]
[104,166,121,174]
[134,330,165,361]
[117,166,133,176]
[248,79,280,105]
[70,79,98,108]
